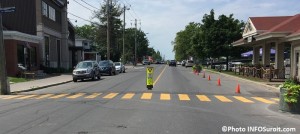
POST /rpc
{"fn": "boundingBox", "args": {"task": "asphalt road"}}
[0,64,299,134]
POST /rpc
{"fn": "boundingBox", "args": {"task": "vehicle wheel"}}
[91,73,96,80]
[123,69,125,73]
[97,74,101,80]
[73,78,77,82]
[109,71,113,76]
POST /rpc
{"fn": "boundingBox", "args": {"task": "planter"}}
[279,87,300,113]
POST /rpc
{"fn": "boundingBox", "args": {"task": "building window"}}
[17,45,25,66]
[30,47,37,67]
[45,36,50,66]
[42,1,48,17]
[49,6,56,21]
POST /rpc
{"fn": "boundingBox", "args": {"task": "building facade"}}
[1,0,70,70]
[233,14,300,80]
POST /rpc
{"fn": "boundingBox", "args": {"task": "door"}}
[57,40,61,68]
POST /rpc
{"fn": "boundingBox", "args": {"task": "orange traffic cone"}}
[235,84,241,94]
[217,78,221,86]
[203,72,206,78]
[208,75,211,81]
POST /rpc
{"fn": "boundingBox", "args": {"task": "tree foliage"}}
[173,9,250,65]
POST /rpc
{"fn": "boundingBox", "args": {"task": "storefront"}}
[3,31,42,76]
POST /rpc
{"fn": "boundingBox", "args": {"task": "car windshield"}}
[99,61,109,66]
[76,62,92,69]
[114,62,120,66]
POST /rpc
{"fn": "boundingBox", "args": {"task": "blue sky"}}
[68,0,299,60]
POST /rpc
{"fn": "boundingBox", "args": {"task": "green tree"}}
[93,0,123,61]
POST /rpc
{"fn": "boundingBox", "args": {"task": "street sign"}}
[146,67,154,90]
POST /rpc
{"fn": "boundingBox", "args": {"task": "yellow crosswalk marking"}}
[252,97,275,104]
[2,95,24,100]
[85,93,102,99]
[122,93,135,99]
[196,95,211,102]
[271,98,279,101]
[141,93,152,100]
[17,95,37,99]
[49,94,69,99]
[160,93,171,100]
[215,95,232,102]
[103,93,118,99]
[233,96,254,103]
[67,93,86,99]
[35,94,54,99]
[178,94,190,101]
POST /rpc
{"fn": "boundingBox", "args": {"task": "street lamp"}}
[0,6,16,95]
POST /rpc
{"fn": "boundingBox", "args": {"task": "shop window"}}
[30,47,37,67]
[17,45,25,66]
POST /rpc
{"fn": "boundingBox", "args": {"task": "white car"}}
[185,60,194,68]
[114,62,125,73]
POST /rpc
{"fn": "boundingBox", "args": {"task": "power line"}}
[73,0,95,12]
[123,0,140,19]
[80,0,99,10]
[68,12,95,24]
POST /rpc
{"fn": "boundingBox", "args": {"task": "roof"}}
[250,16,291,31]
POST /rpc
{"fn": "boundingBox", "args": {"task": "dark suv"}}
[99,60,117,76]
[72,61,101,82]
[169,60,177,67]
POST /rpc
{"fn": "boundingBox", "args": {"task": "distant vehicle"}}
[161,61,165,64]
[181,60,186,66]
[72,61,101,82]
[169,60,177,67]
[99,60,117,76]
[185,60,194,68]
[114,62,125,73]
[155,60,161,64]
[177,61,181,65]
[142,59,150,65]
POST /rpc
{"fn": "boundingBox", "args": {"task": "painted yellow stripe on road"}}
[153,65,167,85]
[2,95,24,99]
[141,93,152,100]
[271,98,279,101]
[67,93,86,99]
[122,93,135,99]
[160,93,171,100]
[196,95,211,102]
[35,94,54,99]
[215,95,233,102]
[252,97,275,104]
[103,93,118,99]
[49,94,69,99]
[178,94,190,101]
[85,93,102,99]
[233,96,254,103]
[17,95,38,99]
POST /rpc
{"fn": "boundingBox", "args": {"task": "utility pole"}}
[134,19,137,66]
[122,5,129,64]
[0,5,15,95]
[106,0,110,60]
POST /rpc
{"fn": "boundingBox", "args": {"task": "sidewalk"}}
[204,69,281,93]
[10,74,72,93]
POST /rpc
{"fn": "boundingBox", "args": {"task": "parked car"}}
[114,62,125,73]
[99,60,117,76]
[169,60,177,67]
[181,60,186,66]
[185,60,194,68]
[142,59,150,65]
[72,61,101,82]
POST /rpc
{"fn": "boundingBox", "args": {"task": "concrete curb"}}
[204,69,280,93]
[11,80,73,94]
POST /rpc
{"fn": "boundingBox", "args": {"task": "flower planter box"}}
[279,87,300,113]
